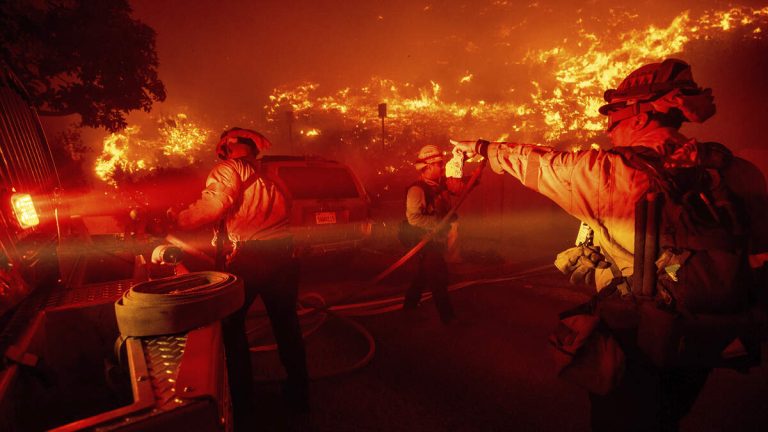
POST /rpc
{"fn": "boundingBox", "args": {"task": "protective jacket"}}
[177,158,290,242]
[485,127,768,291]
[405,177,463,237]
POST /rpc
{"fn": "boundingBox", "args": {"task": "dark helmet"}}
[215,127,272,160]
[599,58,715,130]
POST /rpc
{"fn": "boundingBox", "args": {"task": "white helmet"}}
[414,145,443,170]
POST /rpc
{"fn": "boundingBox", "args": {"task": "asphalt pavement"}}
[242,250,768,432]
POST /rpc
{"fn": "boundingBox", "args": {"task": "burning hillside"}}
[93,4,768,190]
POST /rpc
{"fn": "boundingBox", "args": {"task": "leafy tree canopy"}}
[1,0,166,131]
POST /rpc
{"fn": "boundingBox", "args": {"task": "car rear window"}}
[277,166,361,199]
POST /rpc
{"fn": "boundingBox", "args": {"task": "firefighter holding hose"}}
[400,144,468,324]
[167,128,309,427]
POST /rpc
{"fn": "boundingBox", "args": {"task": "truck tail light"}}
[11,193,39,229]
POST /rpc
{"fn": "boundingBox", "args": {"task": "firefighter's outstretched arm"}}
[451,138,606,219]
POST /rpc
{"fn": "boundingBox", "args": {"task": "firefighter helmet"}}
[216,128,272,160]
[414,145,443,170]
[599,58,715,131]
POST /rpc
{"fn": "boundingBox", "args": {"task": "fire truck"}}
[0,67,233,431]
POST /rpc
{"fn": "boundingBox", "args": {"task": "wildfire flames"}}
[263,5,768,145]
[95,114,210,186]
[527,6,768,142]
[94,5,768,185]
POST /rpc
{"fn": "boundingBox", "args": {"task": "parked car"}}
[259,155,372,255]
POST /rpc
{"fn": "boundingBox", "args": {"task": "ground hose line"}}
[246,263,555,381]
[249,291,376,382]
[331,263,555,317]
[164,157,538,380]
[268,157,489,337]
[250,308,377,383]
[247,292,330,351]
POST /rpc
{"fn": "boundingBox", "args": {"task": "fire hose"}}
[153,159,493,381]
[245,263,555,382]
[245,159,495,381]
[115,271,243,337]
[372,158,487,285]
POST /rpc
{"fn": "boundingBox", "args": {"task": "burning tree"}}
[94,114,211,187]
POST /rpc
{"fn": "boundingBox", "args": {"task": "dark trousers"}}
[222,238,308,425]
[404,241,455,323]
[589,355,710,432]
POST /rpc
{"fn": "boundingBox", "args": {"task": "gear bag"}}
[549,282,626,395]
[612,142,760,368]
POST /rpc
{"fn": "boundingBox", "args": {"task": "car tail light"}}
[11,193,39,229]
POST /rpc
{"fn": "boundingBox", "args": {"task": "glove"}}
[569,262,597,286]
[449,139,477,158]
[554,245,611,287]
[445,147,466,178]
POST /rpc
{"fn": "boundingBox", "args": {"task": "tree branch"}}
[37,109,78,117]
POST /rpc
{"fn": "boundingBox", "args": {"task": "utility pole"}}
[378,103,387,151]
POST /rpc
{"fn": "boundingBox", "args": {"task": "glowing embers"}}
[160,114,210,161]
[94,114,211,186]
[266,77,531,149]
[11,193,39,229]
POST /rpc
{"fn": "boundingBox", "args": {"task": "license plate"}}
[315,212,337,224]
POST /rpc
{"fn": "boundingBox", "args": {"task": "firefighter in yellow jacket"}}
[452,59,768,431]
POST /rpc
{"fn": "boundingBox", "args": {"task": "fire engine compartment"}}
[0,232,133,430]
[4,290,130,430]
[0,214,230,431]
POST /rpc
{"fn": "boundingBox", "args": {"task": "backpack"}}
[610,142,760,368]
[397,180,435,249]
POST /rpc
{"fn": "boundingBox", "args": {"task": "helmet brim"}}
[414,154,443,170]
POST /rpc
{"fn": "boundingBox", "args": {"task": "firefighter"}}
[168,128,309,425]
[402,144,466,324]
[452,59,768,431]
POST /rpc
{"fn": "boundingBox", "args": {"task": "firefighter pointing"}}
[453,59,768,432]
